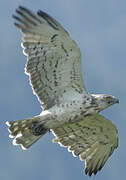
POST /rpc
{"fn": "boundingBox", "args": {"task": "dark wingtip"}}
[13,22,21,29]
[18,5,24,9]
[85,168,88,175]
[37,10,59,30]
[37,10,46,18]
[85,167,98,176]
[12,14,19,21]
[18,6,28,11]
[37,10,41,14]
[17,6,33,16]
[17,6,32,16]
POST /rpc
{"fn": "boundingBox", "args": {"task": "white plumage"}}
[6,6,119,176]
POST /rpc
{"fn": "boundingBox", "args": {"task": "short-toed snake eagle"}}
[6,6,119,176]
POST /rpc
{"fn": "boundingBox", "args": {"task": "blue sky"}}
[0,0,126,179]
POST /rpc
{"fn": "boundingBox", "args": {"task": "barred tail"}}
[6,116,48,150]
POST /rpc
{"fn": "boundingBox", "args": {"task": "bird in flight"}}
[6,6,119,176]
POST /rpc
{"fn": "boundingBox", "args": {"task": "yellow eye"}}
[106,97,111,103]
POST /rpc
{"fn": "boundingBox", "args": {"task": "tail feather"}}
[6,117,48,150]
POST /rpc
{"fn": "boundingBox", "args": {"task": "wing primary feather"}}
[15,9,37,26]
[12,15,28,26]
[37,10,59,30]
[14,22,24,29]
[18,6,41,23]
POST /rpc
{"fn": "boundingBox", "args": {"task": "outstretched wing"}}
[13,6,86,109]
[52,113,118,176]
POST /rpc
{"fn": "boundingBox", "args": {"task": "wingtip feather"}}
[18,6,29,12]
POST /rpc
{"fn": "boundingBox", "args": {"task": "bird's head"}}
[90,94,119,112]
